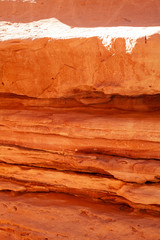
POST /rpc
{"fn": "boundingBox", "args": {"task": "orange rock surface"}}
[0,0,160,239]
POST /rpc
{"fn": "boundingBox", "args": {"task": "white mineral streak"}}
[0,18,160,53]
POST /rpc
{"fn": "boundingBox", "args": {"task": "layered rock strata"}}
[0,95,160,212]
[0,0,160,239]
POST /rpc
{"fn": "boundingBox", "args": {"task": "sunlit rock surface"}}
[0,0,160,239]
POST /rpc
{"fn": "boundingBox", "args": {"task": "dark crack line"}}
[0,161,114,179]
[0,143,160,162]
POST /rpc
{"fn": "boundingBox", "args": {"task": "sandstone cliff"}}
[0,0,160,239]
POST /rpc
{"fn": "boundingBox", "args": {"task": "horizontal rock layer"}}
[0,192,160,240]
[0,35,160,98]
[1,0,160,26]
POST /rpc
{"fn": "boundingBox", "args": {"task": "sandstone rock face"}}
[0,0,160,239]
[0,35,160,98]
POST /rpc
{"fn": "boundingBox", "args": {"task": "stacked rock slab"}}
[0,0,160,239]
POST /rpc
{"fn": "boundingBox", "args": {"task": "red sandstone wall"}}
[0,0,159,239]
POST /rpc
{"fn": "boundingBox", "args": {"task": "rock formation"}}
[0,0,160,239]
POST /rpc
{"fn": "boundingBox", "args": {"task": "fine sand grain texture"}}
[0,0,160,239]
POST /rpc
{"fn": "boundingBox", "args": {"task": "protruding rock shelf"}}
[0,0,160,239]
[0,36,160,98]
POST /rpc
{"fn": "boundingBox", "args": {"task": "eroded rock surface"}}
[0,0,160,239]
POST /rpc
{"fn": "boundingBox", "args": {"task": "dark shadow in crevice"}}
[1,92,160,112]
